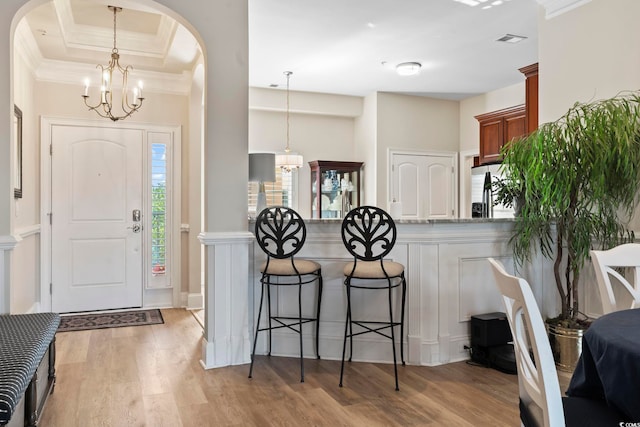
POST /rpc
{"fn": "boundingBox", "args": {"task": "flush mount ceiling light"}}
[81,6,144,122]
[452,0,511,8]
[497,33,528,43]
[396,62,422,76]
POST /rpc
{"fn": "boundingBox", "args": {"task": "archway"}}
[4,0,250,370]
[7,0,207,314]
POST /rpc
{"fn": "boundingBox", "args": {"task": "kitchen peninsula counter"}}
[301,217,516,224]
[249,216,550,367]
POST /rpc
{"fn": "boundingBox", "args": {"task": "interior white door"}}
[391,153,455,219]
[51,125,143,313]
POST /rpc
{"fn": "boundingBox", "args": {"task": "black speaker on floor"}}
[470,312,517,374]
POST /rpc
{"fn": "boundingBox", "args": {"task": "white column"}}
[199,232,254,368]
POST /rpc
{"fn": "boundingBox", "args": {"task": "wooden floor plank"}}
[40,308,540,427]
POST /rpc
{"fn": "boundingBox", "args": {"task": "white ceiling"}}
[21,0,540,100]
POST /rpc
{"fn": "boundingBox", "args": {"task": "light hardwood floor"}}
[40,308,569,426]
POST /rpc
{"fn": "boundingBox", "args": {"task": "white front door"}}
[391,152,456,219]
[51,125,143,313]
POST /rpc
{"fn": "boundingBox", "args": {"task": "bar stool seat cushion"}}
[261,258,321,276]
[343,260,404,279]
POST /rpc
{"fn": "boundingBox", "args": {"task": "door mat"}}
[57,309,164,332]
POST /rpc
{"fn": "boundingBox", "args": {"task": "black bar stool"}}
[339,205,407,391]
[249,206,323,382]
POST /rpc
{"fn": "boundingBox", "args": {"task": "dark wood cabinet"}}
[475,105,526,165]
[519,62,539,134]
[309,160,363,219]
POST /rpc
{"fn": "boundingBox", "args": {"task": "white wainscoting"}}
[249,219,557,367]
[0,235,19,314]
[199,231,254,369]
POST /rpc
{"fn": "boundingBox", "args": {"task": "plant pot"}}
[546,322,584,372]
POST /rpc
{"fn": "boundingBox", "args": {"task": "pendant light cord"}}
[284,71,292,153]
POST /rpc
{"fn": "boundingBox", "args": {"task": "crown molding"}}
[35,59,192,95]
[536,0,592,19]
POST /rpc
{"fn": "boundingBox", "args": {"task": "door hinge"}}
[48,212,52,225]
[50,144,53,155]
[49,283,52,295]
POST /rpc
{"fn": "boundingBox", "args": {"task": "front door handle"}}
[127,224,141,233]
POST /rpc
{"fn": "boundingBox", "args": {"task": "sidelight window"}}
[146,135,172,289]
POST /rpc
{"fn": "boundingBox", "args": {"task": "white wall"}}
[538,0,640,233]
[36,81,189,126]
[11,30,39,313]
[538,0,640,123]
[186,62,204,309]
[354,93,378,206]
[376,92,460,207]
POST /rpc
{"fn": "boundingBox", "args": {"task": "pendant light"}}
[275,71,303,172]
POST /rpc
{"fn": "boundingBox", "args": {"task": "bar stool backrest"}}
[342,206,396,261]
[255,206,306,260]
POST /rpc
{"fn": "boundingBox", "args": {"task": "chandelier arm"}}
[82,97,111,120]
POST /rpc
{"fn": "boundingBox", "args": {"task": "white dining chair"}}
[488,258,624,427]
[590,243,640,314]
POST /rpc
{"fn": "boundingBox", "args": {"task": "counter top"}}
[298,217,516,224]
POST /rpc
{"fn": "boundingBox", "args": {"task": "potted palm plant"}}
[499,91,640,370]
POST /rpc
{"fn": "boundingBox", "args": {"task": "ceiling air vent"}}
[497,34,527,43]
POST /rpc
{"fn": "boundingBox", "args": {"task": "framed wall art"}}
[14,105,22,199]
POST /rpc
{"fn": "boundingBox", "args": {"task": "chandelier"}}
[275,71,303,172]
[81,6,144,122]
